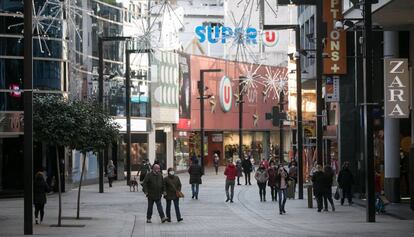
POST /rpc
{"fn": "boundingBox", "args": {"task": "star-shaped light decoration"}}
[253,111,259,127]
[236,63,263,96]
[261,66,289,101]
[236,0,280,19]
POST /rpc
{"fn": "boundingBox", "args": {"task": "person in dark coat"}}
[224,159,237,202]
[312,165,325,212]
[267,161,278,202]
[235,159,243,185]
[188,159,203,199]
[163,168,183,222]
[139,159,151,183]
[142,164,167,223]
[241,156,252,185]
[337,161,354,206]
[107,160,116,188]
[322,165,335,211]
[33,171,50,224]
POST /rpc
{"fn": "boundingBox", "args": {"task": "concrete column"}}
[384,31,401,203]
[166,126,174,170]
[409,29,414,210]
[148,128,156,165]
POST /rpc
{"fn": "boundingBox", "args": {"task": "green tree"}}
[71,99,120,219]
[33,95,78,226]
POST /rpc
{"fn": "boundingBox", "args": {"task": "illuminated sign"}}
[219,76,232,112]
[195,25,279,47]
[384,58,410,118]
[323,0,347,74]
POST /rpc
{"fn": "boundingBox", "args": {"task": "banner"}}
[384,58,410,118]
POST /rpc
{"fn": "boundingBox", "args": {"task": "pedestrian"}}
[375,169,385,214]
[261,158,269,170]
[312,165,325,212]
[107,160,116,188]
[142,164,167,223]
[33,171,50,224]
[337,161,354,206]
[213,153,220,175]
[188,159,203,199]
[254,163,269,202]
[139,159,151,184]
[224,159,237,203]
[267,161,278,202]
[322,165,335,212]
[163,168,183,222]
[250,155,256,172]
[235,159,243,185]
[241,156,252,185]
[276,165,289,214]
[288,160,298,193]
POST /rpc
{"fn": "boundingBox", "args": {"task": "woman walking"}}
[163,168,183,222]
[224,159,237,202]
[323,165,335,211]
[254,163,269,202]
[188,159,203,199]
[236,159,243,185]
[34,171,50,224]
[267,161,278,202]
[213,153,220,175]
[107,160,116,188]
[276,165,289,214]
[337,162,354,206]
[312,165,325,212]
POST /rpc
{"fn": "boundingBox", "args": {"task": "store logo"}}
[262,31,279,47]
[219,76,232,112]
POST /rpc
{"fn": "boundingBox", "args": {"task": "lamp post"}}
[24,0,33,234]
[198,69,222,171]
[98,36,130,192]
[239,77,246,161]
[263,24,303,199]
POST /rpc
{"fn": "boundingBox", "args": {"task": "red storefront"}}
[175,54,289,168]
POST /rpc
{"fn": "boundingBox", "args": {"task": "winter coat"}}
[142,172,165,200]
[224,164,237,180]
[163,175,182,200]
[236,162,243,177]
[33,174,50,205]
[275,168,289,189]
[107,164,115,178]
[337,168,354,190]
[322,169,334,190]
[241,158,252,173]
[254,168,269,183]
[267,167,277,187]
[312,171,325,196]
[139,163,151,181]
[188,164,203,184]
[288,166,298,182]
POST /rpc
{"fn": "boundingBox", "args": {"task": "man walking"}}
[241,156,252,185]
[337,161,354,206]
[142,164,167,223]
[224,159,237,203]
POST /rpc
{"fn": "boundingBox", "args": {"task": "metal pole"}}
[126,47,131,185]
[296,26,304,200]
[363,0,375,223]
[24,0,33,234]
[259,0,265,55]
[279,92,284,164]
[239,77,244,161]
[199,71,205,171]
[411,65,414,210]
[98,38,104,193]
[316,0,324,165]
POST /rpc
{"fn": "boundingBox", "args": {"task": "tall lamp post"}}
[263,24,304,199]
[238,77,246,161]
[24,0,33,234]
[98,36,130,192]
[198,69,222,171]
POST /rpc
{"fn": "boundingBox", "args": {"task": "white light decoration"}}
[237,63,263,96]
[261,66,289,101]
[236,0,280,19]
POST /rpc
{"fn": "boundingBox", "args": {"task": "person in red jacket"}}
[224,159,237,203]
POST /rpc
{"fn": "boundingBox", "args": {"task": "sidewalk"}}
[0,168,413,237]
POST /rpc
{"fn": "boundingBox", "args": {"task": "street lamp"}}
[98,36,131,193]
[238,77,246,162]
[263,24,304,200]
[198,69,222,172]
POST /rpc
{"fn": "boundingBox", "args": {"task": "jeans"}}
[166,199,181,220]
[270,186,277,201]
[244,172,251,185]
[278,188,287,212]
[108,177,113,187]
[258,182,266,201]
[146,198,165,220]
[340,187,353,205]
[191,184,199,198]
[323,188,335,210]
[214,165,219,174]
[225,179,235,200]
[315,193,324,211]
[34,203,45,221]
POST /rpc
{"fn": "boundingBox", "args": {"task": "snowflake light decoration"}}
[236,0,280,19]
[237,63,263,96]
[261,66,288,101]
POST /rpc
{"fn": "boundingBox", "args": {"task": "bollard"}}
[307,185,313,208]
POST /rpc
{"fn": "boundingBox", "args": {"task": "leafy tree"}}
[33,95,78,226]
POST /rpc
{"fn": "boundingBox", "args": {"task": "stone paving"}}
[0,168,413,237]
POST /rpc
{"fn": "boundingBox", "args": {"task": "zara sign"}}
[219,76,233,112]
[384,58,410,118]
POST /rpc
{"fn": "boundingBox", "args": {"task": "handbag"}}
[176,191,185,198]
[334,187,341,200]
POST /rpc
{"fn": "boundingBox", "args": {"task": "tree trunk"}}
[55,146,62,226]
[76,152,86,219]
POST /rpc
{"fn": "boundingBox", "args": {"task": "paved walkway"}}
[0,168,413,237]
